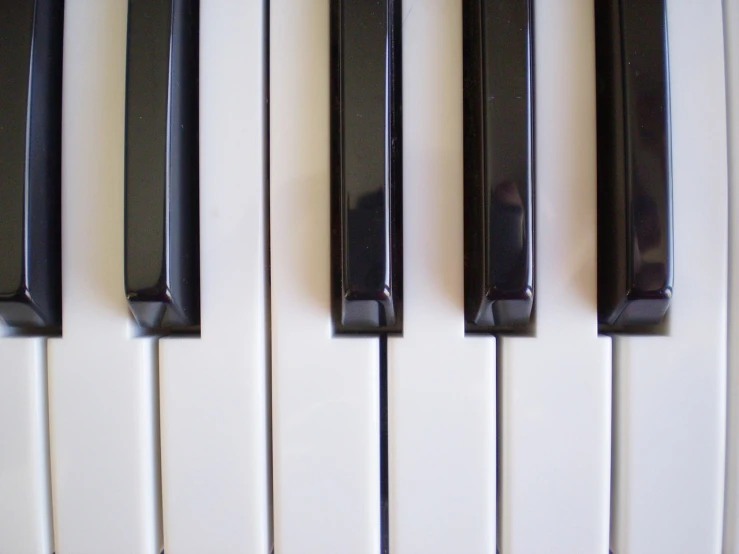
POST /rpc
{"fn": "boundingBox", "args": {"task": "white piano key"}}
[610,1,729,552]
[157,1,270,552]
[498,1,612,552]
[47,1,161,552]
[386,2,497,553]
[0,339,53,554]
[726,0,739,551]
[270,1,381,553]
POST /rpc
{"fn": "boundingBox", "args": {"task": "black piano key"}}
[330,0,402,334]
[0,0,64,333]
[595,0,673,330]
[463,0,534,332]
[124,0,200,333]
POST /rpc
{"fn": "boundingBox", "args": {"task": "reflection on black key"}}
[463,0,534,332]
[125,0,200,334]
[0,0,64,334]
[330,0,402,333]
[595,0,672,330]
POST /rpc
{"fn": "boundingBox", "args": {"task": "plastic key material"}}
[331,0,402,333]
[609,1,729,551]
[48,1,162,551]
[124,0,200,334]
[497,1,613,551]
[0,0,63,332]
[595,0,673,330]
[387,2,497,551]
[463,0,534,332]
[271,0,382,551]
[0,340,54,553]
[157,0,271,551]
[0,8,60,550]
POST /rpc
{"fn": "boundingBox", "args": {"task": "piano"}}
[0,0,736,552]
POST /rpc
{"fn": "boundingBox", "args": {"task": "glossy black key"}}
[0,0,64,333]
[595,0,673,330]
[330,0,402,333]
[463,0,534,332]
[124,0,200,333]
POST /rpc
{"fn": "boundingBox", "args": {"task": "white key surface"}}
[724,0,739,552]
[47,1,162,552]
[157,0,271,552]
[0,339,53,554]
[610,1,729,552]
[498,1,613,552]
[270,1,381,552]
[387,2,497,553]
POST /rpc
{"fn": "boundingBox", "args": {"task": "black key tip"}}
[0,286,61,335]
[600,284,672,331]
[340,284,397,332]
[468,284,534,332]
[127,286,199,334]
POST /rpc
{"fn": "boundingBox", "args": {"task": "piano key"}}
[609,1,729,551]
[463,0,534,331]
[331,0,402,333]
[595,0,673,330]
[498,0,612,551]
[726,0,739,550]
[271,0,381,552]
[47,1,162,552]
[387,2,496,552]
[0,2,59,550]
[0,340,53,554]
[124,0,200,333]
[0,0,63,332]
[157,1,270,551]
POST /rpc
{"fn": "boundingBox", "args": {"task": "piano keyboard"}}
[0,0,736,553]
